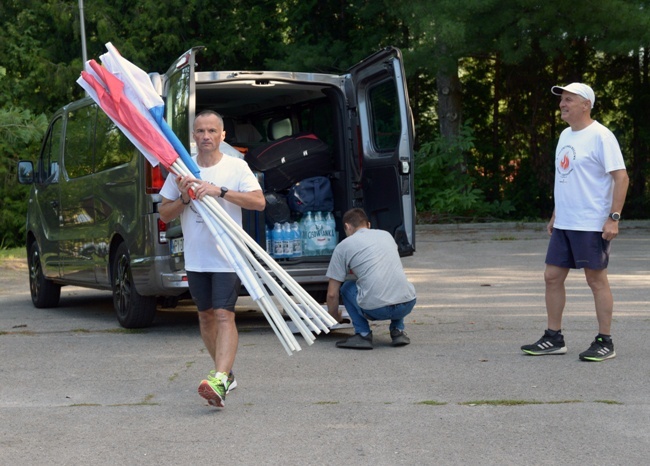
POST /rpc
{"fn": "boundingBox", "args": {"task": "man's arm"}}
[326,278,343,322]
[159,196,187,223]
[547,209,556,236]
[191,179,265,211]
[158,174,193,223]
[602,168,630,240]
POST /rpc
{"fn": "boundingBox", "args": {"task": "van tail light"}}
[146,161,164,194]
[158,218,168,244]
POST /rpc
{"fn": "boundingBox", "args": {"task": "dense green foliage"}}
[414,122,515,221]
[2,0,650,247]
[0,107,48,247]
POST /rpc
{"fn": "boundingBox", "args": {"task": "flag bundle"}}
[77,43,338,355]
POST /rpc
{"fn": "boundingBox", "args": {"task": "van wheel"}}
[112,243,156,328]
[28,241,61,308]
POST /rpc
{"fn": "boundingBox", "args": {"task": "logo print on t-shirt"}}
[560,154,570,170]
[557,145,576,182]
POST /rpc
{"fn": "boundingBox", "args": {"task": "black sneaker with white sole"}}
[521,330,567,355]
[579,337,616,361]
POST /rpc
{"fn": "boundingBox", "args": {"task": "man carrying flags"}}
[159,110,265,408]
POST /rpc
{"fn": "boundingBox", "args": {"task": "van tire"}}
[28,241,61,308]
[112,242,157,328]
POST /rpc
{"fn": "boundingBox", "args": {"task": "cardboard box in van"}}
[18,46,415,328]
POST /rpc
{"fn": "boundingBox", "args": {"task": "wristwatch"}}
[219,186,229,198]
[608,212,621,221]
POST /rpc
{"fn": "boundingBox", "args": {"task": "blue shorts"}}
[187,272,241,312]
[545,229,610,270]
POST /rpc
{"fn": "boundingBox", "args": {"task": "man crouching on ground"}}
[326,208,416,349]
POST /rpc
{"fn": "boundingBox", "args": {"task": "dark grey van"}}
[18,46,415,328]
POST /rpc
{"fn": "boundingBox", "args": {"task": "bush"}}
[0,107,48,248]
[414,123,514,222]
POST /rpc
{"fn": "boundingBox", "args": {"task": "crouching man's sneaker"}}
[521,330,567,355]
[390,329,411,347]
[579,336,616,361]
[336,332,373,349]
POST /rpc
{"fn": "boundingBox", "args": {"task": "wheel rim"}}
[29,246,42,301]
[115,253,132,318]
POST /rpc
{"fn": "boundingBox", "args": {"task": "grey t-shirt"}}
[326,228,416,310]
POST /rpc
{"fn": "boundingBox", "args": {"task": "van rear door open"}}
[347,46,415,255]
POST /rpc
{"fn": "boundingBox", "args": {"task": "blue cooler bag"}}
[287,176,334,213]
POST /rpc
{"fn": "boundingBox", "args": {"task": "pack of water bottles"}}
[265,211,338,259]
[266,221,302,259]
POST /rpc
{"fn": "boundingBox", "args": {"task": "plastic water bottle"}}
[272,223,284,258]
[265,225,273,255]
[324,211,337,254]
[291,222,302,257]
[301,211,315,256]
[313,211,326,255]
[282,222,293,258]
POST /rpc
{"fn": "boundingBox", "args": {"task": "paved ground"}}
[1,222,649,465]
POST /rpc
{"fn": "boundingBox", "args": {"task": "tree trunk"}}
[437,64,461,140]
[437,61,465,173]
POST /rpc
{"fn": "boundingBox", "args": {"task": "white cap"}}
[551,82,595,108]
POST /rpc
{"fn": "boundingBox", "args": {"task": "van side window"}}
[369,79,400,153]
[40,117,63,184]
[95,110,134,172]
[64,105,96,178]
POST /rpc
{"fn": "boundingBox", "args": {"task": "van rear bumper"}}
[160,272,189,290]
[130,255,188,296]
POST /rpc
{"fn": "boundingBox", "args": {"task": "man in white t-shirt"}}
[159,111,265,407]
[326,208,416,349]
[521,83,629,361]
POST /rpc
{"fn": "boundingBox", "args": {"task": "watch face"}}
[610,213,620,221]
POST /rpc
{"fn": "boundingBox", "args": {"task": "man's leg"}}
[336,281,373,349]
[197,308,238,406]
[584,267,613,335]
[198,309,218,363]
[339,280,371,335]
[197,308,238,371]
[214,308,238,374]
[544,264,570,330]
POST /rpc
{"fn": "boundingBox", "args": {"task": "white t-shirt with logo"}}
[553,121,626,232]
[160,155,262,272]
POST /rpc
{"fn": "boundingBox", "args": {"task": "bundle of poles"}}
[77,43,338,355]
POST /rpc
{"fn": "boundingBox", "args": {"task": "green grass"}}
[100,328,146,334]
[71,328,146,334]
[417,400,447,406]
[0,247,25,260]
[70,394,159,407]
[459,399,583,406]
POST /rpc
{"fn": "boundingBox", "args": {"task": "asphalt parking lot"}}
[1,222,649,465]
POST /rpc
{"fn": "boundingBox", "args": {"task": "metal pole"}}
[79,0,88,66]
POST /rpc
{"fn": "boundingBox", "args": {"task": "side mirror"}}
[18,160,34,184]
